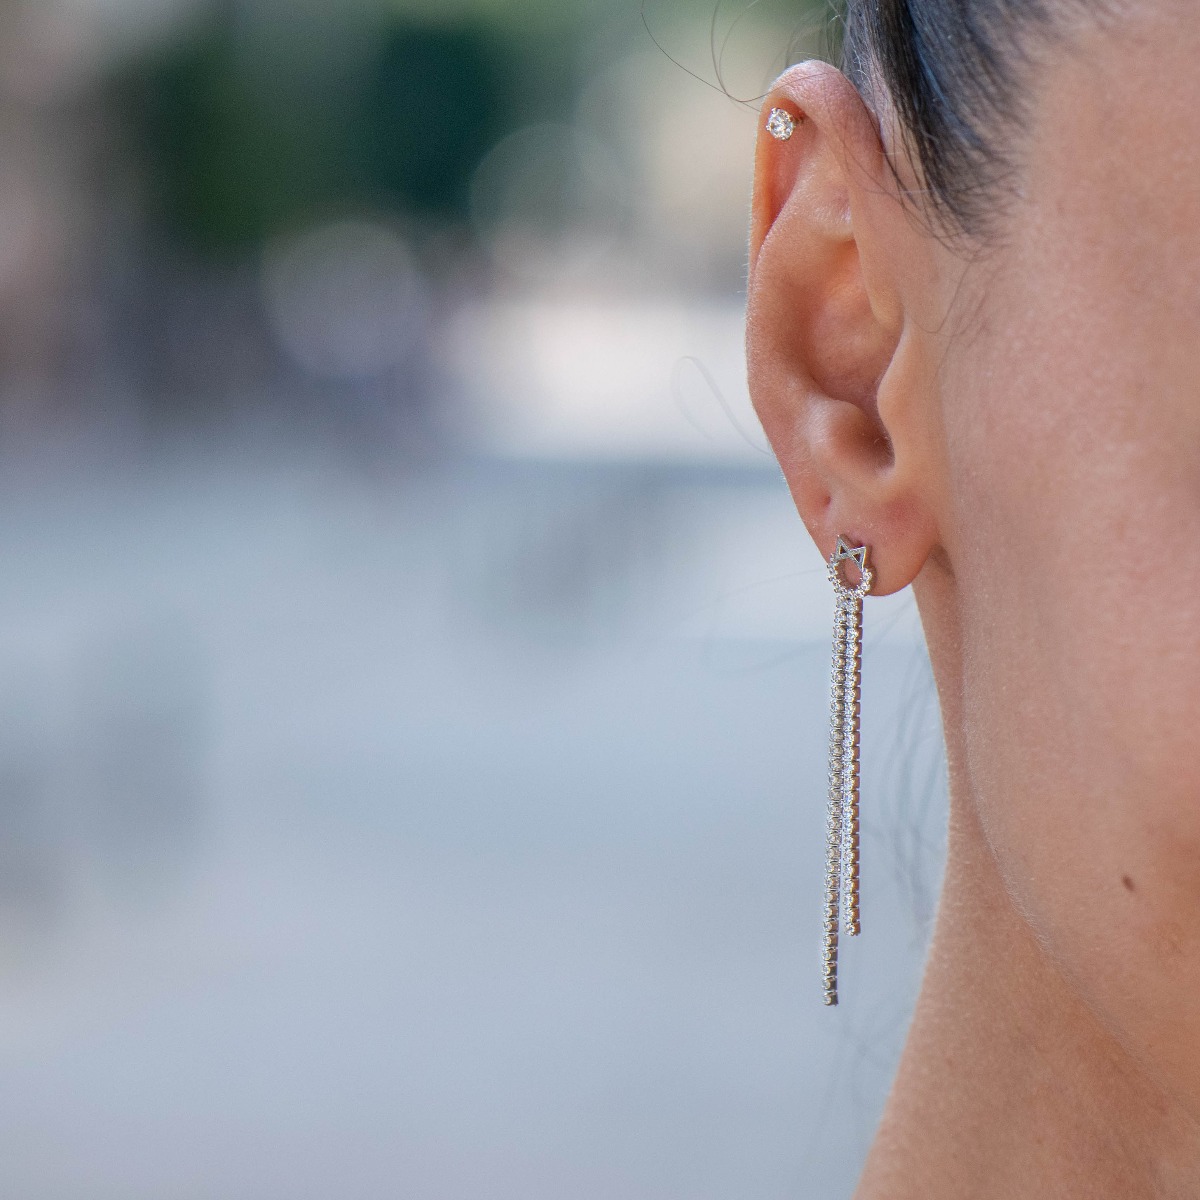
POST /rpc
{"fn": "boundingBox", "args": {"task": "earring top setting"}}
[766,107,798,141]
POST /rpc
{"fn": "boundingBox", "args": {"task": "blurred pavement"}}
[0,434,946,1200]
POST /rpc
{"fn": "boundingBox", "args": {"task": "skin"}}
[747,6,1200,1197]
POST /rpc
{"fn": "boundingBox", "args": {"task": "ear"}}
[747,61,942,595]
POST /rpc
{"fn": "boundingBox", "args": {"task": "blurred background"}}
[0,0,948,1196]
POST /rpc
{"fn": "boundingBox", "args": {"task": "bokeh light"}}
[262,219,427,380]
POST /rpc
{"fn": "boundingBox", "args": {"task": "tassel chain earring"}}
[822,537,873,1006]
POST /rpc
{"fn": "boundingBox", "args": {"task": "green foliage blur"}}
[121,5,606,251]
[116,0,829,253]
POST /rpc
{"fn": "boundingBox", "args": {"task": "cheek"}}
[943,267,1200,1087]
[922,4,1200,1100]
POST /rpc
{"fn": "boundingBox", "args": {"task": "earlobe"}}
[746,62,940,596]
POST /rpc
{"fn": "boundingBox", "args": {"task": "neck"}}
[857,580,1200,1199]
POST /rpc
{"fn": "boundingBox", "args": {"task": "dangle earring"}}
[822,537,873,1006]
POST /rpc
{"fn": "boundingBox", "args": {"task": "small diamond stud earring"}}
[766,107,798,141]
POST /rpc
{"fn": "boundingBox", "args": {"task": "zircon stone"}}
[766,107,797,141]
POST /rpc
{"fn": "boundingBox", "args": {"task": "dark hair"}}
[839,0,1099,237]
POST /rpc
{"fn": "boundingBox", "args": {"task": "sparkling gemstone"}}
[766,107,796,141]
